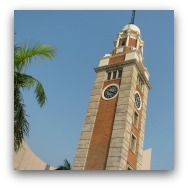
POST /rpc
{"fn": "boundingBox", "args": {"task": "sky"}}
[14,10,174,170]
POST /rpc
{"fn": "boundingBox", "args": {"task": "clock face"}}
[102,84,119,100]
[135,92,142,110]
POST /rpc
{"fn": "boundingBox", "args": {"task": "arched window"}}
[120,38,127,47]
[121,41,126,46]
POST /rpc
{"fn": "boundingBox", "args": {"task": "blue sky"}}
[14,10,174,170]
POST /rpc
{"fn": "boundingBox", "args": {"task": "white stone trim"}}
[129,35,137,40]
[98,57,109,67]
[124,51,139,62]
[102,83,119,100]
[126,33,130,46]
[116,37,120,48]
[116,47,123,53]
[136,37,139,49]
[94,59,151,90]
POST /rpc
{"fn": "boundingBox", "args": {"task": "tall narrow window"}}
[137,75,143,91]
[112,71,117,79]
[118,70,122,78]
[137,76,139,84]
[133,111,139,128]
[130,134,136,153]
[107,72,111,80]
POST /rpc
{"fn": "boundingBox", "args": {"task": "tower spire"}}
[130,10,136,24]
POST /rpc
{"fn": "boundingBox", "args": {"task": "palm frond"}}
[14,42,56,72]
[15,72,47,107]
[14,41,56,152]
[14,86,29,152]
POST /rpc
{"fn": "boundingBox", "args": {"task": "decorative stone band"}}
[94,59,151,90]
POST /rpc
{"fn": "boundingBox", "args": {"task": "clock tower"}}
[73,21,151,170]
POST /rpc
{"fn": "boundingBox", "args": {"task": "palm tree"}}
[14,42,56,152]
[56,159,71,170]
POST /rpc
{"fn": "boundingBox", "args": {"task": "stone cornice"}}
[94,60,152,90]
[99,51,125,61]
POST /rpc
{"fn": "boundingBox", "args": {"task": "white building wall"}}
[141,148,152,170]
[14,141,55,170]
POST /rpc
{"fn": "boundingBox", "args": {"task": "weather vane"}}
[130,10,136,24]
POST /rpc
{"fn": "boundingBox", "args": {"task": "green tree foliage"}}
[55,159,71,170]
[14,42,56,152]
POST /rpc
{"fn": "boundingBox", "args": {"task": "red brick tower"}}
[73,23,151,170]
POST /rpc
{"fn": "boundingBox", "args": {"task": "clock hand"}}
[108,90,116,95]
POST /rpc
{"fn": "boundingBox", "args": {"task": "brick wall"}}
[85,79,121,170]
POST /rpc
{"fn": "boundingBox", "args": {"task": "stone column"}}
[106,64,137,170]
[126,33,130,46]
[73,71,105,170]
[136,36,140,49]
[116,34,120,48]
[136,84,149,170]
